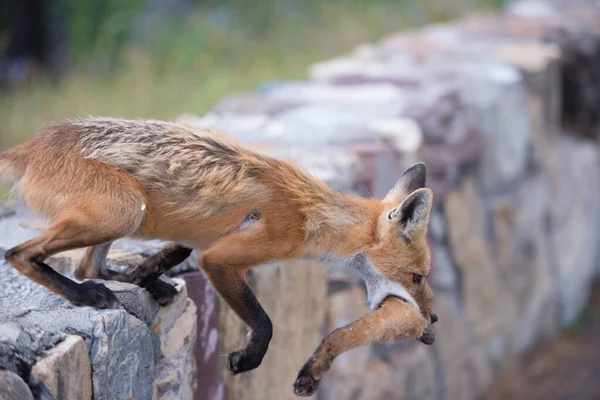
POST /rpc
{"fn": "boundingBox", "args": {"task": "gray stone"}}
[178,112,271,143]
[0,210,43,252]
[210,93,303,116]
[266,104,360,144]
[0,369,34,400]
[263,81,406,114]
[308,55,376,82]
[0,322,22,344]
[431,243,460,293]
[152,278,189,337]
[464,60,533,193]
[429,291,474,399]
[0,209,197,400]
[103,281,159,326]
[492,40,563,164]
[220,259,327,400]
[489,171,560,349]
[265,144,363,193]
[505,0,559,19]
[90,310,161,400]
[444,177,519,343]
[153,298,198,400]
[546,136,600,324]
[406,91,483,195]
[30,335,92,400]
[0,203,15,219]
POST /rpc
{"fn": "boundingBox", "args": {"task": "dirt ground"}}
[482,283,600,400]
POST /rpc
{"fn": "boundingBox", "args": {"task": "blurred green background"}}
[0,0,505,151]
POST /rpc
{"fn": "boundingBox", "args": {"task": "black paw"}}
[73,281,120,309]
[146,279,178,306]
[293,363,320,397]
[226,349,261,375]
[418,326,435,345]
[98,267,137,284]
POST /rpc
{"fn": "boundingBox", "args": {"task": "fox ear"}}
[387,188,433,239]
[383,162,427,204]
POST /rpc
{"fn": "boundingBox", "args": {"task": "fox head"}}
[355,163,437,329]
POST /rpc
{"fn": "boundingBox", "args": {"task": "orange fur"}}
[294,297,430,396]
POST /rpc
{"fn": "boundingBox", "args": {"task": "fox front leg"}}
[293,297,429,397]
[200,255,273,374]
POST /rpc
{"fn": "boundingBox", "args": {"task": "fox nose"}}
[430,312,439,324]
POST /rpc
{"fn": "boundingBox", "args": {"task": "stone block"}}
[153,299,198,400]
[219,260,327,400]
[464,61,533,193]
[0,210,198,400]
[30,335,91,400]
[545,136,600,324]
[90,310,161,400]
[179,271,224,400]
[444,178,518,342]
[0,369,34,400]
[210,93,303,116]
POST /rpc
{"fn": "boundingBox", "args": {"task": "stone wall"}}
[175,0,600,399]
[1,1,600,400]
[0,210,198,400]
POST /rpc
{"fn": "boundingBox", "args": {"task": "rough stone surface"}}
[0,369,34,400]
[468,62,533,193]
[218,260,327,400]
[90,310,160,400]
[208,93,302,116]
[178,271,223,400]
[153,282,199,400]
[103,281,160,326]
[30,335,91,400]
[0,212,197,400]
[545,136,600,324]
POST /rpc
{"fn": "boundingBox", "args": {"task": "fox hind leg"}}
[4,217,129,309]
[75,242,112,280]
[8,152,148,308]
[136,243,193,305]
[92,242,193,305]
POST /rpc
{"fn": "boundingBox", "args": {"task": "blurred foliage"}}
[56,0,147,65]
[57,0,508,69]
[0,0,507,152]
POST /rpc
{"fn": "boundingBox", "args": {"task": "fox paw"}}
[418,326,435,345]
[146,279,178,306]
[293,363,320,397]
[73,281,120,309]
[227,349,261,375]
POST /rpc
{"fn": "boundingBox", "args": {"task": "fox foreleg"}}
[293,296,430,397]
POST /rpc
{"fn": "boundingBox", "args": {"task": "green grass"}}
[0,0,505,151]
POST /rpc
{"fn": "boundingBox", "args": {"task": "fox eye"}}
[412,274,423,284]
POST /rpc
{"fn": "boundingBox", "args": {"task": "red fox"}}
[0,117,437,380]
